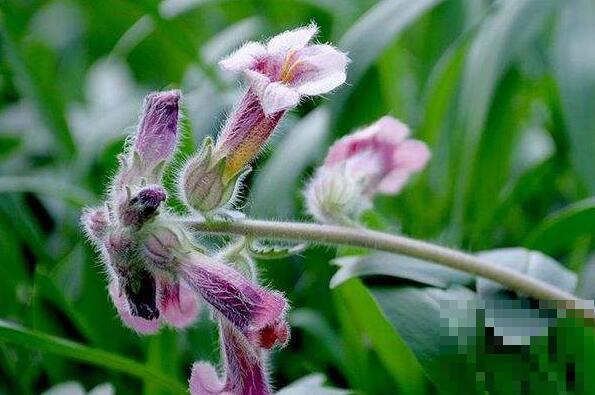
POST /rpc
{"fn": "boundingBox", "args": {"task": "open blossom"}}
[305,116,430,224]
[109,278,199,334]
[215,23,349,180]
[180,253,289,350]
[189,321,271,395]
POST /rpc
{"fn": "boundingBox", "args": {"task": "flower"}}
[215,23,349,180]
[180,253,289,350]
[219,24,348,115]
[189,321,271,395]
[305,116,430,224]
[109,277,199,334]
[117,185,167,228]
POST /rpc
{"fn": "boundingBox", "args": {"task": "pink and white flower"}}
[305,116,430,224]
[215,24,349,180]
[189,321,271,395]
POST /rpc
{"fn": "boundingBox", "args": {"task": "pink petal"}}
[376,169,411,195]
[358,116,410,143]
[245,70,300,115]
[108,281,160,335]
[219,42,267,73]
[159,280,200,329]
[266,24,318,56]
[291,44,349,96]
[189,362,228,395]
[392,139,431,171]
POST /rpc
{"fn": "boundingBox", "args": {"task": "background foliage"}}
[1,0,594,394]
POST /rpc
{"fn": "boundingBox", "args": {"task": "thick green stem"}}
[183,218,588,309]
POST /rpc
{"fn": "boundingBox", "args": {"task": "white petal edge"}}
[219,42,267,73]
[266,23,318,56]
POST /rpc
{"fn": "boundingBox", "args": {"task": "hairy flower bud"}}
[305,116,430,224]
[134,90,180,171]
[180,137,247,214]
[141,223,190,270]
[116,90,181,187]
[118,185,166,228]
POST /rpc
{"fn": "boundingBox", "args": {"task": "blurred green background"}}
[1,0,595,394]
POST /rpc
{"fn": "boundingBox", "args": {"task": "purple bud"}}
[118,185,166,228]
[134,90,181,169]
[180,253,288,349]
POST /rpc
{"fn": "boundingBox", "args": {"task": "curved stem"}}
[183,218,587,308]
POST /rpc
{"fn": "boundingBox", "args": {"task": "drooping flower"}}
[214,23,349,180]
[180,253,289,350]
[305,116,430,224]
[189,321,271,395]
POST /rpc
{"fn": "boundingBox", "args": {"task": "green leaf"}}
[1,26,76,158]
[449,0,558,239]
[0,176,95,206]
[144,329,179,395]
[332,0,444,115]
[475,247,577,298]
[331,252,472,289]
[526,198,595,256]
[0,320,187,395]
[553,0,595,193]
[334,279,425,395]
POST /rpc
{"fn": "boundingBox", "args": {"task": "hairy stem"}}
[183,218,587,309]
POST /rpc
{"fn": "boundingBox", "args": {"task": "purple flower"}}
[189,321,271,395]
[215,23,349,180]
[117,185,167,228]
[134,90,181,169]
[109,277,200,334]
[305,116,430,223]
[180,254,288,350]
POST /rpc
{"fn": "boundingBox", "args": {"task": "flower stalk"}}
[184,218,583,308]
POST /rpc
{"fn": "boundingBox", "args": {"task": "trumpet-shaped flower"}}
[189,321,271,395]
[215,24,349,180]
[180,254,288,350]
[305,116,430,224]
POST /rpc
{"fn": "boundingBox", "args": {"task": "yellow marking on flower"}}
[279,50,300,83]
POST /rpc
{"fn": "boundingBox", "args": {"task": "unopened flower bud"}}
[135,90,180,171]
[118,185,166,228]
[180,137,247,214]
[81,207,110,241]
[116,90,181,187]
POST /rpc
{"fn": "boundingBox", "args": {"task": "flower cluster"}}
[83,23,429,395]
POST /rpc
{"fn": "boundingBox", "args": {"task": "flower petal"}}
[109,281,160,334]
[291,44,349,96]
[189,362,228,395]
[219,42,267,73]
[245,70,300,115]
[266,23,318,56]
[376,169,411,195]
[392,139,431,171]
[159,280,200,328]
